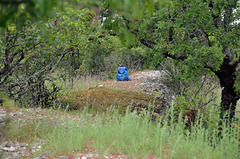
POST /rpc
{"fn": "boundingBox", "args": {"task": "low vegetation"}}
[60,86,160,113]
[2,103,239,159]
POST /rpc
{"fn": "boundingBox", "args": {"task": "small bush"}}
[159,59,220,125]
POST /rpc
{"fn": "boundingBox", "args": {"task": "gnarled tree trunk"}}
[215,57,240,122]
[217,73,239,121]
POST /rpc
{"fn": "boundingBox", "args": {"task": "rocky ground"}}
[104,70,173,116]
[0,107,58,159]
[0,70,171,159]
[105,70,170,97]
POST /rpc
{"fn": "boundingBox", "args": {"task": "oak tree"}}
[100,0,240,121]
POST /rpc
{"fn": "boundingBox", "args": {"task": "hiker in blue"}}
[116,67,131,81]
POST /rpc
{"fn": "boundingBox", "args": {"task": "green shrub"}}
[160,59,220,126]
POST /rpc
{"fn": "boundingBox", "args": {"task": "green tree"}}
[99,0,240,122]
[0,0,61,27]
[0,5,93,107]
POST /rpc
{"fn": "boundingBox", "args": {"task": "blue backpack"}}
[116,67,130,81]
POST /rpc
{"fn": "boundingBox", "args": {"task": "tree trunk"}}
[219,76,239,121]
[215,59,240,122]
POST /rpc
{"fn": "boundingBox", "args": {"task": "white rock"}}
[98,85,103,88]
[2,146,16,152]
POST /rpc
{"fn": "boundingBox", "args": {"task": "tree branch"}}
[223,1,233,31]
[139,39,156,49]
[122,16,156,48]
[203,61,216,73]
[209,0,222,28]
[194,28,212,47]
[0,48,69,88]
[163,51,187,61]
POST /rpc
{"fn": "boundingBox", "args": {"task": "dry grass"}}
[60,87,160,113]
[56,75,103,95]
[236,100,240,118]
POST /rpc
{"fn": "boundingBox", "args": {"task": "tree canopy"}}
[0,0,61,27]
[97,0,240,121]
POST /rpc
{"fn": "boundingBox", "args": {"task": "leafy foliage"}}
[98,0,240,121]
[0,5,93,107]
[0,0,62,27]
[78,34,151,78]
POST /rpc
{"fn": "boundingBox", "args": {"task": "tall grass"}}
[39,103,240,159]
[56,75,103,95]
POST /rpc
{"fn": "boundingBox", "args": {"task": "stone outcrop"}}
[129,70,173,120]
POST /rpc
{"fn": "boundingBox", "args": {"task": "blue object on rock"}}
[116,67,130,81]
